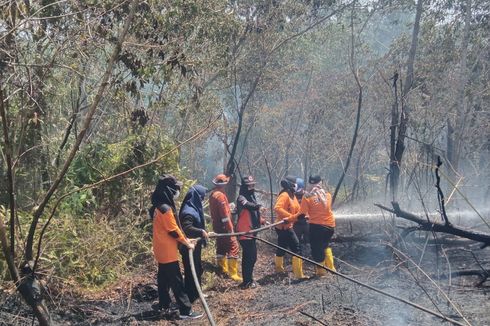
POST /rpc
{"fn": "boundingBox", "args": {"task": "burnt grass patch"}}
[2,217,490,325]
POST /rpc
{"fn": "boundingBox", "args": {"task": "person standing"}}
[293,177,310,257]
[274,175,306,279]
[209,174,242,282]
[178,185,208,303]
[300,175,336,277]
[150,175,202,319]
[236,175,264,289]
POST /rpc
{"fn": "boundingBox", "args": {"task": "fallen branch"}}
[375,202,490,248]
[385,243,470,324]
[248,236,467,326]
[453,270,489,286]
[299,310,328,326]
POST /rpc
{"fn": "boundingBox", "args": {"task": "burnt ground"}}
[1,214,490,326]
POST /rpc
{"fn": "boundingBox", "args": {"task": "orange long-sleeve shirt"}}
[152,206,187,264]
[274,191,300,230]
[209,189,233,233]
[299,191,335,227]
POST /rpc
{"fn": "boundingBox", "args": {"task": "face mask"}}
[291,183,298,192]
[247,185,255,191]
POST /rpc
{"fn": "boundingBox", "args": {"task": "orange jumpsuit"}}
[209,189,239,258]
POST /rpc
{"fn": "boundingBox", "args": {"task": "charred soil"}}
[1,215,489,326]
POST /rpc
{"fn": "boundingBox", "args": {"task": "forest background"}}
[0,0,489,324]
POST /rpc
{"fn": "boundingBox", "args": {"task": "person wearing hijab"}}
[300,175,336,277]
[293,177,310,257]
[150,175,202,320]
[274,175,306,279]
[178,185,208,303]
[209,174,242,282]
[236,175,265,289]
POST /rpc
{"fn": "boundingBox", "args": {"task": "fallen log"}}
[437,269,490,287]
[375,202,490,248]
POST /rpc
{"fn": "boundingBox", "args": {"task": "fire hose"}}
[187,221,284,326]
[187,222,468,326]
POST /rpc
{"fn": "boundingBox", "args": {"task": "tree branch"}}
[25,0,139,261]
[375,202,490,247]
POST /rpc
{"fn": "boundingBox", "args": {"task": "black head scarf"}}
[239,181,256,203]
[149,174,182,218]
[279,175,297,197]
[237,176,261,229]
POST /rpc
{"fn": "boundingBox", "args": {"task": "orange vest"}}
[299,191,335,227]
[152,207,187,264]
[236,209,265,240]
[274,191,300,230]
[209,189,233,233]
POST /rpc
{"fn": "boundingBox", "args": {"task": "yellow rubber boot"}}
[324,248,336,272]
[292,256,307,279]
[227,258,243,282]
[274,256,285,273]
[217,256,228,274]
[315,265,327,277]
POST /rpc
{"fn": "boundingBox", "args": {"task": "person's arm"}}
[238,195,261,211]
[299,197,309,217]
[161,209,194,249]
[181,214,206,238]
[216,193,233,232]
[274,193,293,222]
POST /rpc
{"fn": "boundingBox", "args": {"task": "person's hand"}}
[282,217,290,224]
[187,238,197,250]
[207,231,217,237]
[201,229,209,240]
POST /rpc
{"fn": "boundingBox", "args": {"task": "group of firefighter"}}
[149,172,336,319]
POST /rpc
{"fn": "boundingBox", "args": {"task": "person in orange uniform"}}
[209,174,242,282]
[150,175,202,320]
[293,177,310,257]
[236,175,265,289]
[274,175,306,279]
[300,175,336,276]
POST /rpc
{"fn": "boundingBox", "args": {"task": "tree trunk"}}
[389,72,399,200]
[375,202,490,247]
[24,0,138,262]
[446,0,471,177]
[390,0,423,199]
[332,3,363,206]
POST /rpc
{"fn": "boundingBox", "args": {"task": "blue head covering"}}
[178,185,207,229]
[295,178,305,191]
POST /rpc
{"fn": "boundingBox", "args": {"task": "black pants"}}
[293,221,310,255]
[180,242,203,303]
[239,239,257,283]
[309,224,334,263]
[275,228,300,256]
[157,261,192,314]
